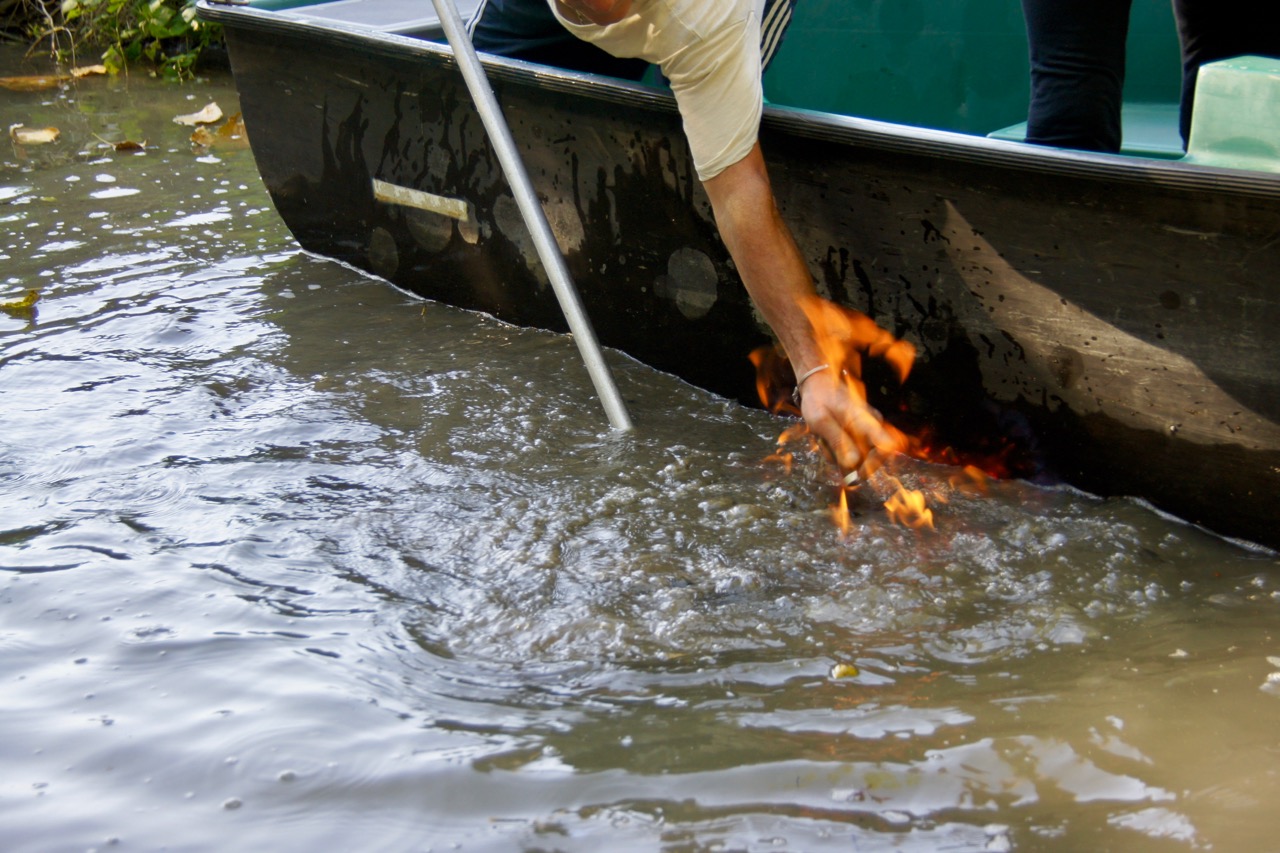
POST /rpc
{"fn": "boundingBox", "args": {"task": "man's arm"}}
[702,142,897,473]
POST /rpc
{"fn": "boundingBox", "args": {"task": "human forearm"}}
[703,143,910,472]
[702,143,825,377]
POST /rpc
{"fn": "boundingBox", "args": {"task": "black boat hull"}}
[203,3,1280,548]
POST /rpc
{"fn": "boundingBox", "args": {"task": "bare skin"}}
[550,2,893,471]
[703,143,894,473]
[555,0,631,25]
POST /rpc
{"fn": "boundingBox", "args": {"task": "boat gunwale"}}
[198,0,1280,202]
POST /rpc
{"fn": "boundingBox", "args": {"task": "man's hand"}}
[797,368,902,477]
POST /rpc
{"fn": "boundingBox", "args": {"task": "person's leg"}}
[1172,0,1280,145]
[1019,0,1133,153]
[468,0,649,79]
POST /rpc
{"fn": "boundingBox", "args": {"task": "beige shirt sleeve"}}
[548,0,764,181]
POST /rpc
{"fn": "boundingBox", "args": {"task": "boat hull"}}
[204,4,1280,549]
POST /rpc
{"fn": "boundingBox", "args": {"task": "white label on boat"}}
[372,179,470,222]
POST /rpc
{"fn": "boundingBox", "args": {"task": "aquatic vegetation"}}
[14,0,222,79]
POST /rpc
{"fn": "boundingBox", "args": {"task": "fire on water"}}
[751,298,1005,534]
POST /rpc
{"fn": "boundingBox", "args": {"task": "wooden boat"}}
[198,0,1280,549]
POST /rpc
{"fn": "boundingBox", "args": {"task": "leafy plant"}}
[22,0,222,78]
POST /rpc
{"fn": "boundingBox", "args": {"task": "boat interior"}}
[242,0,1276,171]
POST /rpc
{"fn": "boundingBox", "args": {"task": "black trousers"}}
[1020,0,1280,152]
[468,0,650,80]
[1019,0,1133,153]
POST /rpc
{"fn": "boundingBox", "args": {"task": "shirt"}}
[548,0,764,181]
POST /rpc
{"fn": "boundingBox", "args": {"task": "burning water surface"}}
[2,46,1280,851]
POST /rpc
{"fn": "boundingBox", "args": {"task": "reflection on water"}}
[2,45,1279,852]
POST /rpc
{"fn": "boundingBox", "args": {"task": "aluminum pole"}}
[429,0,633,432]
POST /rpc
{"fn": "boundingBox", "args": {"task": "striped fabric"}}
[760,0,795,71]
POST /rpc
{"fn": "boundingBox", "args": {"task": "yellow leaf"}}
[1,289,40,317]
[217,112,248,145]
[189,125,216,147]
[71,64,109,78]
[191,113,249,150]
[173,102,223,126]
[9,124,61,145]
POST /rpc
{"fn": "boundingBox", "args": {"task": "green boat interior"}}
[243,0,1278,171]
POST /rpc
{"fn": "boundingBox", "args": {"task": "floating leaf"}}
[0,74,69,92]
[70,64,108,78]
[218,112,248,144]
[173,102,223,126]
[190,113,249,150]
[90,132,147,153]
[9,125,61,145]
[1,289,40,317]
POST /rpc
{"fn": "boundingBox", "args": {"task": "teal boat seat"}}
[986,102,1184,160]
[1182,55,1280,173]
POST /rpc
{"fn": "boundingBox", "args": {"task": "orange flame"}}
[949,464,991,494]
[883,480,935,530]
[749,345,801,416]
[753,298,942,532]
[831,486,852,536]
[798,297,916,388]
[796,298,916,470]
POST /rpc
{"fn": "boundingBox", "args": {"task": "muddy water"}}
[2,45,1279,852]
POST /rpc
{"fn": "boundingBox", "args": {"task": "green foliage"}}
[31,0,221,78]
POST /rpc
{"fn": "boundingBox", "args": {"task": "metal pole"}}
[429,0,633,432]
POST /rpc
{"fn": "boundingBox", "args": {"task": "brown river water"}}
[2,45,1279,852]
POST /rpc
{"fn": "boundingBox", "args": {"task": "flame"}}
[950,464,990,494]
[749,345,801,416]
[831,486,852,536]
[799,296,916,387]
[753,298,944,532]
[883,479,935,530]
[763,450,794,473]
[796,297,917,470]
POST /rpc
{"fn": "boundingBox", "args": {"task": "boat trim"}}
[371,179,471,221]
